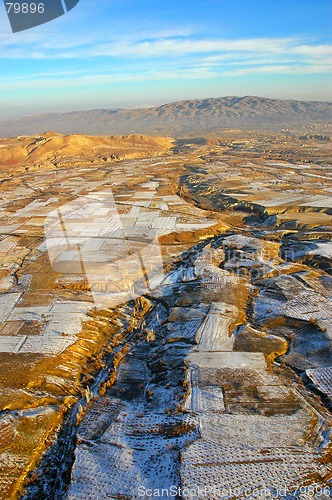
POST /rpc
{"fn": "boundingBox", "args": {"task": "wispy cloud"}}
[0,59,331,95]
[0,32,331,88]
[1,31,332,60]
[0,32,331,93]
[0,0,331,117]
[85,37,297,58]
[1,14,331,113]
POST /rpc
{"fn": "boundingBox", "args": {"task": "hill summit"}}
[0,96,331,137]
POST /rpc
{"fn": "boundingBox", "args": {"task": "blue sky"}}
[0,0,331,117]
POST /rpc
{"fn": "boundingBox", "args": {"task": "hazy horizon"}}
[0,0,331,118]
[1,93,332,122]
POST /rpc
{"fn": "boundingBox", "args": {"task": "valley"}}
[0,131,331,499]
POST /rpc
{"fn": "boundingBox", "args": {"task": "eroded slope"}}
[0,132,331,499]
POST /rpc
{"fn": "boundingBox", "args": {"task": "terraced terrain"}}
[0,131,331,499]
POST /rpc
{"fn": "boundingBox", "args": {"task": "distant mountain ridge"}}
[0,96,331,137]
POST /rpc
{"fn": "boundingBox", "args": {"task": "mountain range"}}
[0,96,331,137]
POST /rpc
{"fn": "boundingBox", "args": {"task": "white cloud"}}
[64,37,307,59]
[84,37,296,58]
[219,64,332,77]
[1,32,331,62]
[293,44,332,57]
[0,59,331,95]
[0,31,331,93]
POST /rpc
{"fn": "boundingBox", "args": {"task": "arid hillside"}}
[0,132,174,174]
[0,96,331,137]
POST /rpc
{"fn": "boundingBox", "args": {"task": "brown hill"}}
[0,96,331,137]
[0,133,174,173]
